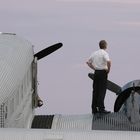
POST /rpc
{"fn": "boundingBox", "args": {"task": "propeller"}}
[114,86,140,112]
[34,43,63,60]
[88,74,140,112]
[88,73,122,95]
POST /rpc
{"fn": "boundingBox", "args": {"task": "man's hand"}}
[86,61,95,70]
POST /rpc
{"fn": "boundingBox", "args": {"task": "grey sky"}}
[1,0,140,115]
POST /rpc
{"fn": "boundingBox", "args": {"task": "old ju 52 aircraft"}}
[0,32,140,140]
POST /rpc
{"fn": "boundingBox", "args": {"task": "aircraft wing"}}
[0,128,140,140]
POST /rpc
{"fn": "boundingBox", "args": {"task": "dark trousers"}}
[92,70,108,112]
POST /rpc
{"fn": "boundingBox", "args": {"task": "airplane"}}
[0,32,140,140]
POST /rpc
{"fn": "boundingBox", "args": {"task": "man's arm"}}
[107,60,111,73]
[86,59,95,70]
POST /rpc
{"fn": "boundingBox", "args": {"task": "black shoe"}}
[98,109,111,114]
[92,107,98,114]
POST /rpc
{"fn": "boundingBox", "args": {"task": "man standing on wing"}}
[87,40,111,114]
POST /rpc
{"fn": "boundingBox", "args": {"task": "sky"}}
[1,0,140,115]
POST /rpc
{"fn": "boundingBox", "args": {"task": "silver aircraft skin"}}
[0,32,140,140]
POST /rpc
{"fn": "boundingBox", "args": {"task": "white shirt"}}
[89,49,110,70]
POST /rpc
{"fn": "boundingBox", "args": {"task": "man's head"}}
[99,40,107,49]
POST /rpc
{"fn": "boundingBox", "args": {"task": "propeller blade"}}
[107,80,122,95]
[114,80,140,112]
[88,73,122,95]
[114,87,140,112]
[34,43,63,60]
[114,88,131,112]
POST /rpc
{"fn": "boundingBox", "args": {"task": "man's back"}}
[90,49,109,70]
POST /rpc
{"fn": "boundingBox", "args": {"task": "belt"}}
[95,69,106,71]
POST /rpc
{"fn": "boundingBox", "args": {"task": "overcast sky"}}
[1,0,140,115]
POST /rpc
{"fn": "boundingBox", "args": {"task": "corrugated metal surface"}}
[51,113,140,131]
[0,33,34,103]
[0,128,140,140]
[52,114,92,131]
[92,112,140,131]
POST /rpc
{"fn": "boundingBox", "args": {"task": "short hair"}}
[99,40,107,49]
